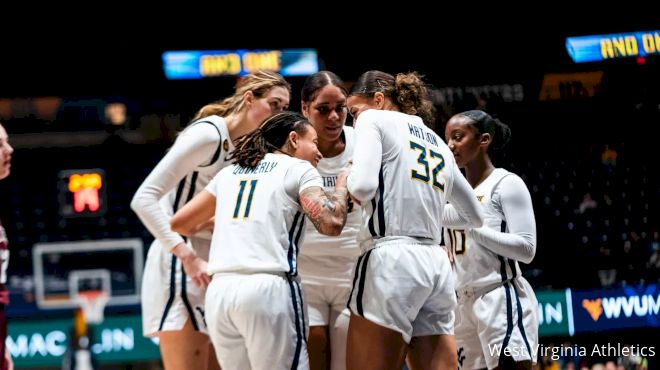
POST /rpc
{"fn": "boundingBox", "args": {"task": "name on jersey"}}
[408,122,438,146]
[323,176,337,188]
[232,161,278,175]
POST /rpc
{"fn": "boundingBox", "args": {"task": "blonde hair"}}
[193,70,291,121]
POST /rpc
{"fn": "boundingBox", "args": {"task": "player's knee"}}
[309,326,330,347]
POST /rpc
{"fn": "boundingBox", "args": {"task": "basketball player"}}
[131,71,291,370]
[345,71,484,370]
[170,111,350,370]
[444,110,538,370]
[0,122,14,370]
[298,71,359,370]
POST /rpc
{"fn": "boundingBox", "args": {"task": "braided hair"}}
[231,112,312,169]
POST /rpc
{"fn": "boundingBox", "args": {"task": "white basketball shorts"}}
[141,237,209,336]
[455,277,539,370]
[347,241,456,343]
[205,273,309,370]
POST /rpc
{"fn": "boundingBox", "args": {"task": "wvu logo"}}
[476,195,485,203]
[582,298,603,321]
[457,347,466,367]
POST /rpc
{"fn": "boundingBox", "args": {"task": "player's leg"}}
[346,313,408,370]
[242,274,309,370]
[329,308,350,370]
[207,344,222,370]
[158,319,218,370]
[309,326,330,370]
[406,244,458,370]
[304,283,331,370]
[406,334,457,370]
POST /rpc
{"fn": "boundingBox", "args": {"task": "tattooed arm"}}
[299,170,349,236]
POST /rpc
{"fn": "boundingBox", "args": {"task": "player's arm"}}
[131,123,220,251]
[347,112,382,202]
[469,176,536,264]
[300,173,349,236]
[445,164,484,229]
[170,190,216,237]
[169,188,216,287]
[295,165,349,236]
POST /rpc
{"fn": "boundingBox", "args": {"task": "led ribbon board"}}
[566,31,660,63]
[163,49,319,79]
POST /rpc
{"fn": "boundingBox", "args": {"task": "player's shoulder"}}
[355,109,394,124]
[178,115,226,142]
[493,168,529,194]
[496,168,523,184]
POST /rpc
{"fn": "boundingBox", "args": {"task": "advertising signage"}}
[571,284,660,333]
[163,49,319,79]
[537,289,573,337]
[566,31,660,63]
[7,315,159,368]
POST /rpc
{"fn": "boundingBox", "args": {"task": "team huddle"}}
[132,70,539,370]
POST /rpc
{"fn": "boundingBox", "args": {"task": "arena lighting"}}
[566,30,660,63]
[162,49,319,79]
[104,103,127,126]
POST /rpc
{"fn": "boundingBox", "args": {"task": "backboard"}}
[32,238,143,309]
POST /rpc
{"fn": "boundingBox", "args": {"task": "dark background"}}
[1,13,660,368]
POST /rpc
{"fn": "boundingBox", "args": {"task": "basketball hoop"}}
[75,290,109,324]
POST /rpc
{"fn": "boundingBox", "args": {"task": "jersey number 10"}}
[446,228,467,255]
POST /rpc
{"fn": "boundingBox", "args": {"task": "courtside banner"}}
[537,289,573,337]
[566,31,660,63]
[571,284,660,333]
[8,315,159,367]
[163,49,319,79]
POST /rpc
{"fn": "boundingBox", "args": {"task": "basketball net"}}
[75,290,109,324]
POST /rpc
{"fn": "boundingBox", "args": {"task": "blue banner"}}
[566,31,660,63]
[571,284,660,333]
[163,49,319,79]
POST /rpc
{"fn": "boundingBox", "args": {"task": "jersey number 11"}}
[233,179,258,219]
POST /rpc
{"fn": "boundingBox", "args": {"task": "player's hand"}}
[181,255,211,288]
[172,242,211,288]
[336,168,349,190]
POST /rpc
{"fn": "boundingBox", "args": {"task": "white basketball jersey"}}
[160,115,234,240]
[445,168,521,290]
[300,126,361,259]
[353,110,456,250]
[206,153,322,276]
